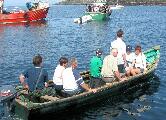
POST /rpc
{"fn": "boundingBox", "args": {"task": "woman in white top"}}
[53,57,68,91]
[130,45,146,76]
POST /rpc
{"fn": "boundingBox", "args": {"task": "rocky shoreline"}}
[58,1,166,5]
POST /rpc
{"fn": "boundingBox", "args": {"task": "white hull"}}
[110,5,124,10]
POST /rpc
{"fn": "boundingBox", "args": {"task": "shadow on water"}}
[25,74,160,120]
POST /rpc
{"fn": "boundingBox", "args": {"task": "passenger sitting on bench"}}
[130,45,146,76]
[53,57,68,92]
[101,48,126,83]
[62,58,96,96]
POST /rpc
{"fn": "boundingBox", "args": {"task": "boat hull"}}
[85,12,110,21]
[13,46,160,119]
[0,8,49,24]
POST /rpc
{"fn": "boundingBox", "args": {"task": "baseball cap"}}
[126,45,132,52]
[96,48,102,55]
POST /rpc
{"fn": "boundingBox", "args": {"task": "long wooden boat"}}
[0,1,49,24]
[14,45,160,119]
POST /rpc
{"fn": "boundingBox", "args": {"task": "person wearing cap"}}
[89,48,104,88]
[101,48,126,83]
[111,29,126,74]
[125,45,134,76]
[130,45,146,76]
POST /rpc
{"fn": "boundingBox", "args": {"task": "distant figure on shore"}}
[0,0,4,14]
[19,54,49,92]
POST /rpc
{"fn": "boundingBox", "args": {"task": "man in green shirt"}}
[90,49,104,88]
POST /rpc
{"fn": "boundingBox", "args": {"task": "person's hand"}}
[23,84,29,90]
[19,74,25,84]
[89,88,97,93]
[45,82,48,88]
[120,77,127,82]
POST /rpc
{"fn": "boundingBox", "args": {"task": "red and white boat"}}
[0,1,49,24]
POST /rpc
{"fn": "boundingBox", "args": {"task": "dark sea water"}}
[0,5,166,120]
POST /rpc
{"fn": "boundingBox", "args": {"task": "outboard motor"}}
[0,85,17,115]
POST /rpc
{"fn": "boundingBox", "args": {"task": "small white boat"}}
[110,4,124,10]
[74,15,92,24]
[110,0,124,10]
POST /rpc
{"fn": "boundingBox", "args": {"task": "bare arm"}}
[81,83,96,93]
[19,74,25,84]
[114,71,126,81]
[19,74,29,89]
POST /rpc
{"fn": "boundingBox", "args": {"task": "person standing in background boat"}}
[19,54,49,92]
[0,0,4,14]
[53,57,68,92]
[101,48,126,82]
[111,29,126,74]
[130,45,146,76]
[62,58,96,96]
[90,48,105,88]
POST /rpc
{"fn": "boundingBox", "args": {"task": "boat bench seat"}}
[40,95,59,101]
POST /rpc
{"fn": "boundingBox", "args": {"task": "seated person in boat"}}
[19,54,49,92]
[53,57,68,91]
[101,48,126,83]
[125,45,135,76]
[90,48,105,88]
[62,58,96,96]
[130,45,146,76]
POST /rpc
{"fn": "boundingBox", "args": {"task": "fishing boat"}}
[74,0,112,23]
[0,0,49,24]
[12,45,160,119]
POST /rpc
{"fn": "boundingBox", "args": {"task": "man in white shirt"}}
[111,29,126,74]
[62,58,96,96]
[53,57,68,91]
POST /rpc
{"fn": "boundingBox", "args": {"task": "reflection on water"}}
[0,5,165,120]
[22,75,159,120]
[0,20,47,32]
